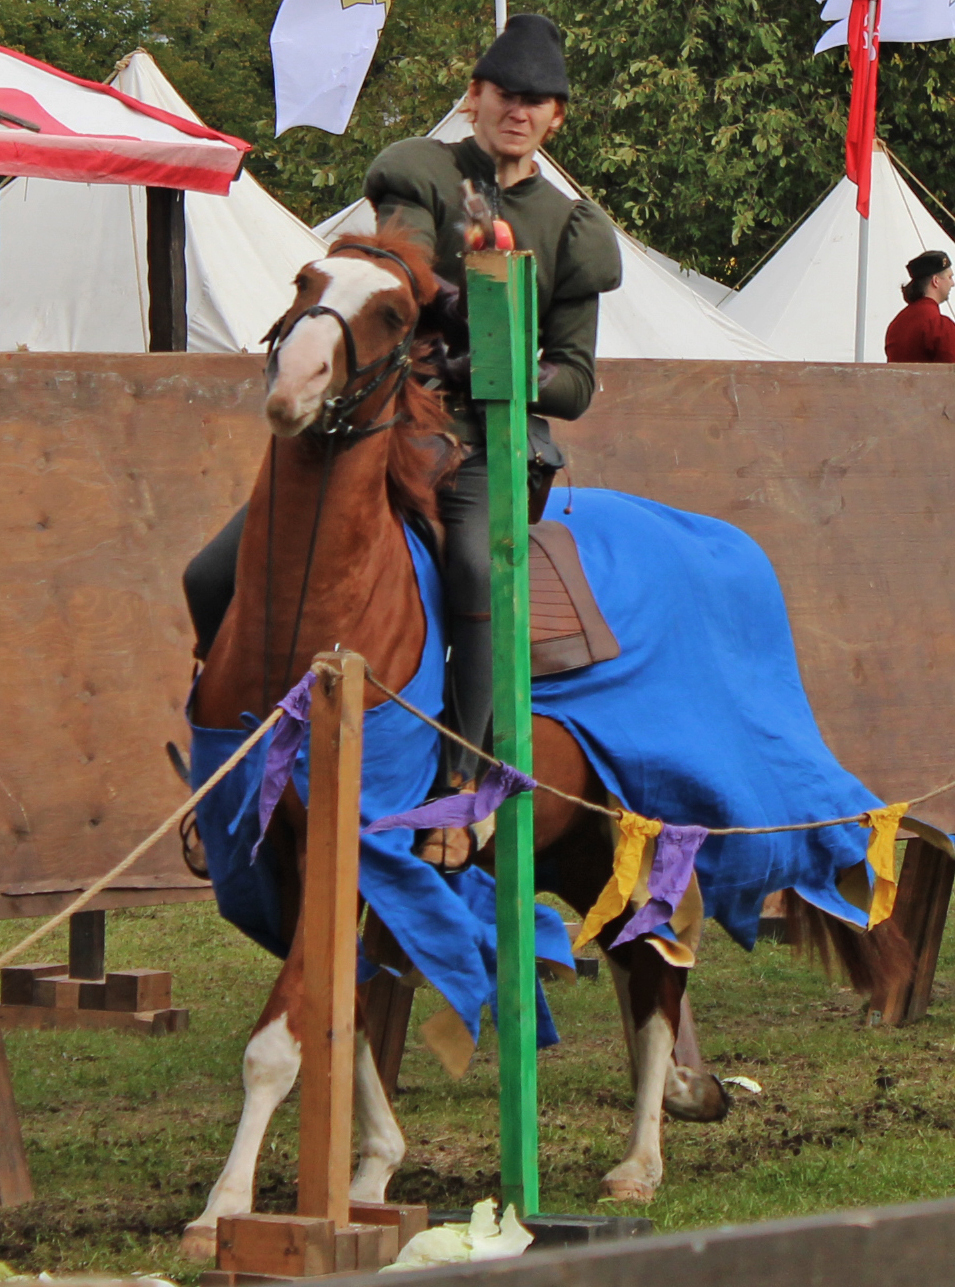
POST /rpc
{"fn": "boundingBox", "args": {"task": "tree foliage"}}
[4,0,955,282]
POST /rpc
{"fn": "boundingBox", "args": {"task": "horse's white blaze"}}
[348,1032,406,1203]
[184,1013,301,1236]
[266,258,402,436]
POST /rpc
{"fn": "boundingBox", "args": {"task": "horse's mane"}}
[327,230,463,522]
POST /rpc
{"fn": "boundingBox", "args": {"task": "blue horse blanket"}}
[532,488,879,946]
[191,487,880,1051]
[190,525,573,1050]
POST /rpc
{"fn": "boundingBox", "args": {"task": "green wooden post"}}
[466,249,539,1217]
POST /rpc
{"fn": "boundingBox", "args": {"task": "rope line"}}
[0,707,283,971]
[363,667,955,836]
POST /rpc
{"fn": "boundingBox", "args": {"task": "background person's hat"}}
[906,250,952,279]
[472,14,570,100]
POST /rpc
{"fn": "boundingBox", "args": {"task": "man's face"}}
[467,80,564,164]
[935,266,955,301]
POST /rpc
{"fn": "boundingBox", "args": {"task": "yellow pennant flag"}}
[862,801,909,928]
[573,813,663,952]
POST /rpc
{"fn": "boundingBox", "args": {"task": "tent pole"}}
[495,0,506,35]
[146,187,187,352]
[854,208,870,361]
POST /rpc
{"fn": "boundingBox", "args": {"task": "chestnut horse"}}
[181,231,907,1258]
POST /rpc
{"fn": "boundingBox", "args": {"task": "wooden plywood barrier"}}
[3,353,954,919]
[0,353,268,917]
[555,359,955,834]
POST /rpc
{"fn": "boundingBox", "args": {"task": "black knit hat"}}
[472,14,570,100]
[906,250,952,279]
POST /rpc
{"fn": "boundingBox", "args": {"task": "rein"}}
[261,242,422,708]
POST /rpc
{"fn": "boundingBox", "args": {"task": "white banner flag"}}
[816,0,955,52]
[271,0,389,136]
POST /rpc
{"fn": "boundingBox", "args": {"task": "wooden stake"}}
[466,249,539,1216]
[0,1031,31,1205]
[298,652,365,1226]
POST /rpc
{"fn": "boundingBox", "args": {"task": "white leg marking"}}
[181,1014,301,1259]
[602,959,675,1204]
[349,1031,405,1203]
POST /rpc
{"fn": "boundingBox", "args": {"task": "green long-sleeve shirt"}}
[364,134,622,424]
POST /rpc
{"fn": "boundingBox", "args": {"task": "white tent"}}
[315,103,774,361]
[0,50,327,353]
[719,148,955,362]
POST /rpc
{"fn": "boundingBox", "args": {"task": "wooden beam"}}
[467,249,539,1216]
[69,909,105,980]
[298,652,365,1226]
[0,1032,31,1206]
[146,187,187,352]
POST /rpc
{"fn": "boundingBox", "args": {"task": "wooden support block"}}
[0,1004,188,1035]
[0,964,67,1007]
[78,979,106,1010]
[0,1029,32,1205]
[33,976,81,1009]
[333,1224,384,1272]
[349,1201,428,1252]
[105,969,172,1013]
[869,837,955,1026]
[217,1213,335,1278]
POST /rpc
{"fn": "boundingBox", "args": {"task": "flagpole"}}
[495,0,506,35]
[854,0,878,362]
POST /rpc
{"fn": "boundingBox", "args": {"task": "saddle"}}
[529,521,619,677]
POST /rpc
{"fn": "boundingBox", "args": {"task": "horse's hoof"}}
[599,1169,659,1204]
[180,1224,217,1261]
[664,1069,731,1123]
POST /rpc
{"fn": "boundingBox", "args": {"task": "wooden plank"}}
[0,1030,32,1205]
[308,1194,955,1287]
[873,838,954,1025]
[298,652,364,1226]
[0,353,264,912]
[68,909,106,980]
[146,188,187,352]
[467,250,539,1217]
[0,1004,188,1034]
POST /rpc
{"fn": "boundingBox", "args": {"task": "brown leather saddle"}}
[529,520,619,677]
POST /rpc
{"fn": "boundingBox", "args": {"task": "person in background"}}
[885,250,955,362]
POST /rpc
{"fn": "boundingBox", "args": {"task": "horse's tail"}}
[783,888,915,995]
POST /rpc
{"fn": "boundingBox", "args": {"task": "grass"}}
[1,898,955,1277]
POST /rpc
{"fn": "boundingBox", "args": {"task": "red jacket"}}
[885,296,955,362]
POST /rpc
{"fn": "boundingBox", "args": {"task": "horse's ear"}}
[260,313,287,348]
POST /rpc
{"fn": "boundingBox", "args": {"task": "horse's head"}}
[264,235,439,440]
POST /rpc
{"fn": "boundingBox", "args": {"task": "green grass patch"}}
[0,900,954,1277]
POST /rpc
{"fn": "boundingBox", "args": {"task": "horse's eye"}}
[383,305,404,330]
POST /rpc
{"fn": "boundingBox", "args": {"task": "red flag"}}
[845,0,882,217]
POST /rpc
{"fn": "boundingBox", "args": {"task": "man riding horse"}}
[183,13,621,869]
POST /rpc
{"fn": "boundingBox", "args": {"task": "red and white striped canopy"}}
[0,47,250,195]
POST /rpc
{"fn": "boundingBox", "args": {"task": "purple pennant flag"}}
[252,670,318,861]
[610,824,708,948]
[363,761,537,835]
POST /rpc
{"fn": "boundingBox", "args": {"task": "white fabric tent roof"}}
[720,149,955,362]
[315,103,774,361]
[0,50,327,353]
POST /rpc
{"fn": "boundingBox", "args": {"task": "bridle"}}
[263,242,422,442]
[261,242,423,709]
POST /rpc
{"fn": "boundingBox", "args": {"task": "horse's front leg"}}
[180,948,304,1260]
[600,941,685,1202]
